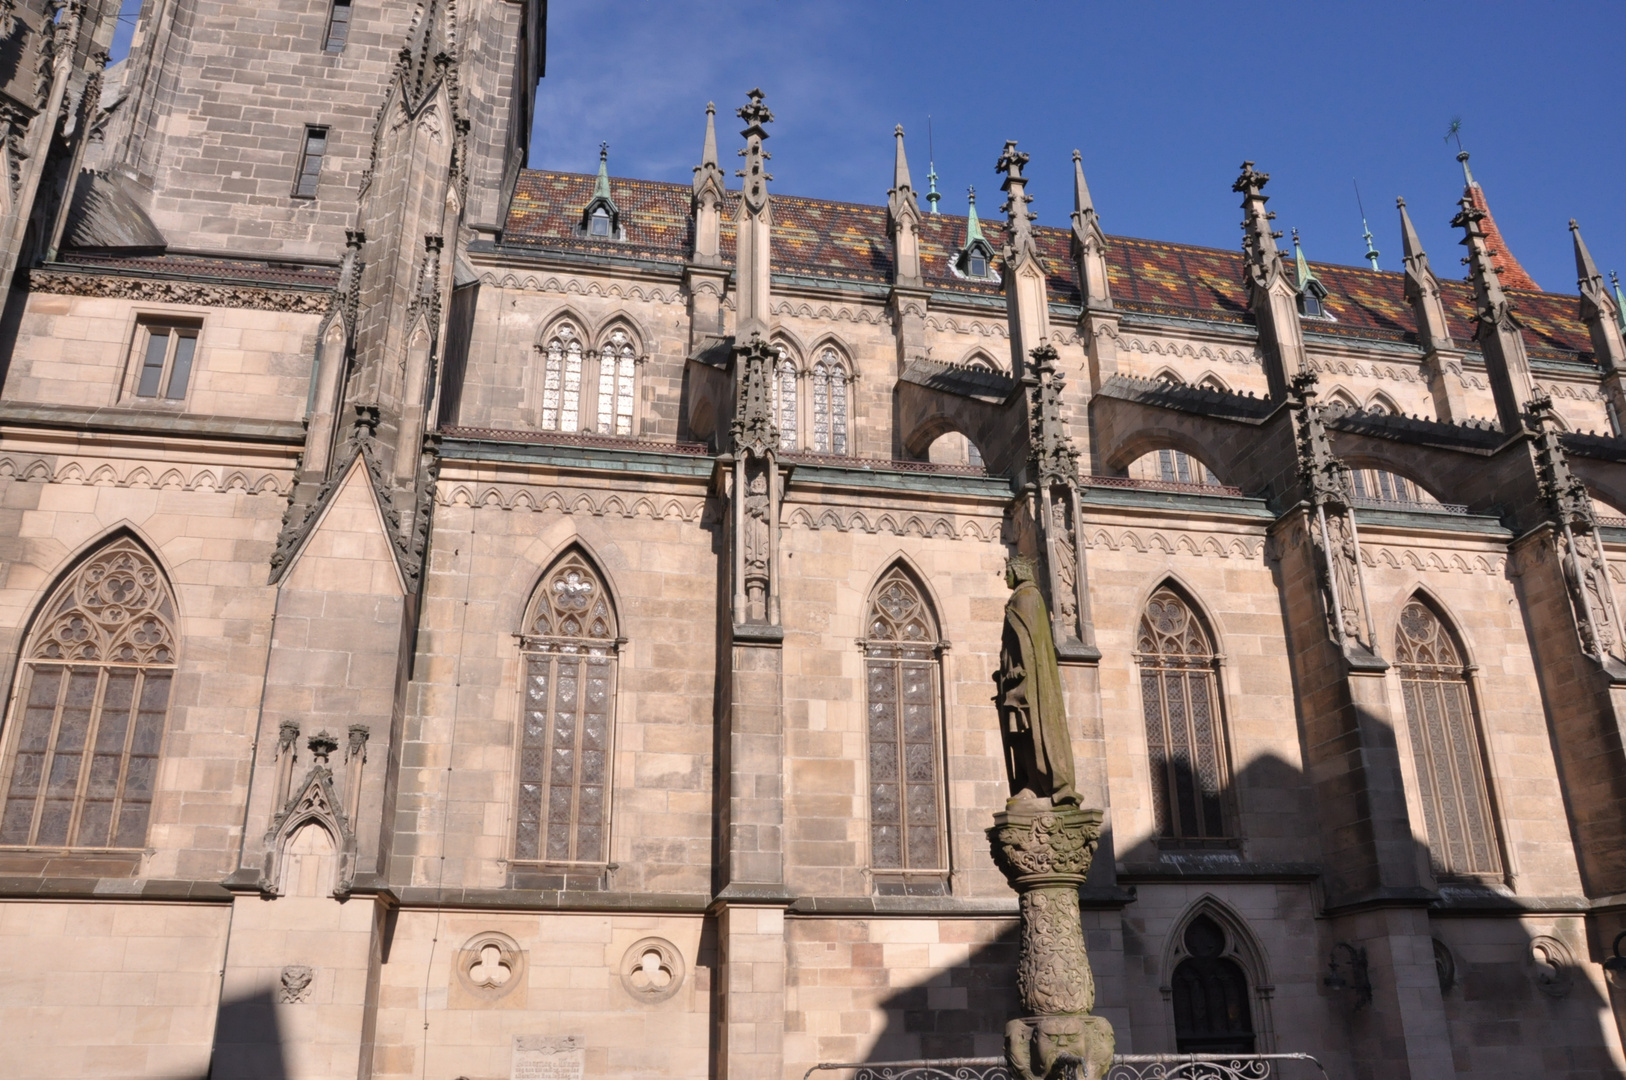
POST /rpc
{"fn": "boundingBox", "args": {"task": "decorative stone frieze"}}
[29,269,334,313]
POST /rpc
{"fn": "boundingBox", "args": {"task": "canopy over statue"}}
[995,555,1079,807]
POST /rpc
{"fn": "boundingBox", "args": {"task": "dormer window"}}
[1301,290,1324,318]
[577,143,623,241]
[951,186,997,281]
[968,254,987,278]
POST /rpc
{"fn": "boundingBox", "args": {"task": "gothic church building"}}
[0,2,1622,1079]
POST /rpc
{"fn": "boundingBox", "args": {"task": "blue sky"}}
[532,0,1625,294]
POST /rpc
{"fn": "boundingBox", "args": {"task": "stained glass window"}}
[775,348,798,451]
[596,329,637,436]
[864,567,944,871]
[1394,599,1501,878]
[541,324,583,432]
[514,551,617,864]
[0,537,176,849]
[810,348,849,455]
[1137,587,1230,842]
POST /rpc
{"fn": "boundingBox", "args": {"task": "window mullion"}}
[64,667,111,847]
[26,666,72,845]
[108,669,144,843]
[566,653,584,862]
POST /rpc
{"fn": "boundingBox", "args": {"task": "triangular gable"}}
[274,453,408,596]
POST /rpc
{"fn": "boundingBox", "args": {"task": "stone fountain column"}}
[990,800,1114,1080]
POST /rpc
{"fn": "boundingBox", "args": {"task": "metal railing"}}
[1351,495,1468,515]
[805,1053,1330,1080]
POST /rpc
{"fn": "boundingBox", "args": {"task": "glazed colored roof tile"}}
[1465,183,1540,291]
[504,170,1593,362]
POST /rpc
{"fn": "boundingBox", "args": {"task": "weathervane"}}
[1446,116,1475,186]
[926,115,940,214]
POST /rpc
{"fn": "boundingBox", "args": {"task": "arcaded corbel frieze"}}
[0,453,291,494]
[474,268,685,305]
[30,269,335,313]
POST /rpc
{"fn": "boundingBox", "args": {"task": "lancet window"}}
[1350,468,1437,508]
[1171,914,1256,1052]
[596,328,637,436]
[514,551,618,865]
[774,347,798,452]
[541,323,585,432]
[863,566,946,875]
[0,537,177,849]
[1394,598,1501,878]
[1136,587,1230,844]
[810,347,849,455]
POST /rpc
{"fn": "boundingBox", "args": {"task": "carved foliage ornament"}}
[29,270,335,313]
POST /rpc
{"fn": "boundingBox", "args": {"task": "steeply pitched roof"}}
[503,170,1593,362]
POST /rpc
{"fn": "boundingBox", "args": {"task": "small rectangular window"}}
[324,0,352,53]
[130,322,200,402]
[294,127,327,198]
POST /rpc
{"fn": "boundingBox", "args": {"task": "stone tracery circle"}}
[454,931,526,1000]
[619,936,685,1004]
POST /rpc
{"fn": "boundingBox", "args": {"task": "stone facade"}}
[0,5,1623,1080]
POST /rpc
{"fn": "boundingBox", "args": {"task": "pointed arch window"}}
[810,347,849,455]
[515,551,619,865]
[0,537,176,849]
[863,567,947,880]
[774,347,798,452]
[596,328,637,437]
[1394,599,1501,878]
[1171,914,1256,1053]
[541,323,584,432]
[1137,587,1231,844]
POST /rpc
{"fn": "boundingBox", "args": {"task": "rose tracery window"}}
[0,537,176,849]
[810,348,849,455]
[541,324,585,432]
[1394,599,1501,878]
[514,552,618,864]
[1137,587,1230,844]
[863,567,946,874]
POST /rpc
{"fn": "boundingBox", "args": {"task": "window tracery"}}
[863,566,945,874]
[0,537,177,849]
[541,323,584,432]
[514,551,618,864]
[1394,598,1500,878]
[596,328,637,436]
[1137,587,1230,843]
[774,346,798,452]
[1171,914,1256,1052]
[810,347,849,455]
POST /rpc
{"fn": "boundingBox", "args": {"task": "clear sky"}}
[532,0,1624,295]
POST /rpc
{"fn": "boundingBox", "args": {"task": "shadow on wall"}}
[864,924,1022,1061]
[203,988,289,1080]
[831,740,1624,1077]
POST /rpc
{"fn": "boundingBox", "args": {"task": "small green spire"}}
[1292,228,1314,289]
[1614,271,1626,334]
[926,115,940,214]
[965,186,983,246]
[594,142,612,200]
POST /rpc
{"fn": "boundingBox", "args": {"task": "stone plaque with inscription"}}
[512,1035,585,1080]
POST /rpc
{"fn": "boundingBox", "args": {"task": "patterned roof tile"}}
[504,170,1594,362]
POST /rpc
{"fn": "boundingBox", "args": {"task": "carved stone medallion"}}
[619,937,685,1004]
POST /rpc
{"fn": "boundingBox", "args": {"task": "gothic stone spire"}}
[732,88,774,338]
[997,141,1049,378]
[1234,161,1307,399]
[691,103,726,266]
[1455,191,1536,432]
[1457,150,1539,291]
[1398,197,1467,422]
[888,125,923,287]
[1571,220,1626,425]
[1070,150,1110,311]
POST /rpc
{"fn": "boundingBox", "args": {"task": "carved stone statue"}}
[995,555,1079,807]
[990,556,1113,1080]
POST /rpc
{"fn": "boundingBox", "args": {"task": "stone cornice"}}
[29,268,334,313]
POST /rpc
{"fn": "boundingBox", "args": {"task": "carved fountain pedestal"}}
[989,801,1114,1080]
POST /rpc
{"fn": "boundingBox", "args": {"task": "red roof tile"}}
[504,170,1593,362]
